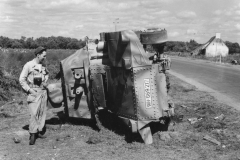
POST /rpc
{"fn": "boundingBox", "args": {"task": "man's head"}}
[34,46,47,64]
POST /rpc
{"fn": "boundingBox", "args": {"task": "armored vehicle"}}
[47,29,174,144]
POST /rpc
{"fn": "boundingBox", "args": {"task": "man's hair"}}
[34,46,46,56]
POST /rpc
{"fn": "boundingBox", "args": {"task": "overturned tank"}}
[47,29,174,144]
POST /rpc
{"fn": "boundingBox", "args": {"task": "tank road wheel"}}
[88,89,102,131]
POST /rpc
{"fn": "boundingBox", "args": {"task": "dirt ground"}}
[1,74,240,160]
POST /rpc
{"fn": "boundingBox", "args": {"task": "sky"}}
[1,0,240,44]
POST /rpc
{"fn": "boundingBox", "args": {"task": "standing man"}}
[19,46,49,145]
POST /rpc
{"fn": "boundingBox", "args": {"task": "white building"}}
[192,33,229,57]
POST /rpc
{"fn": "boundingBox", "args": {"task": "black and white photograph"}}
[0,0,240,159]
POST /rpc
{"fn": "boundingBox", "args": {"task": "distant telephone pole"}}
[113,18,119,31]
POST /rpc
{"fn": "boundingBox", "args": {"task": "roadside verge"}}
[169,70,239,110]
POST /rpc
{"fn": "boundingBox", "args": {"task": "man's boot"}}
[29,133,36,145]
[38,132,47,138]
[38,126,46,138]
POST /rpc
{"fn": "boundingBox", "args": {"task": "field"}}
[0,48,76,79]
[0,49,240,160]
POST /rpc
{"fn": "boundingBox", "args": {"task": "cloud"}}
[25,0,108,13]
[235,23,240,30]
[0,16,16,22]
[33,0,87,8]
[235,10,240,15]
[117,2,140,9]
[186,29,198,35]
[157,23,169,28]
[75,25,84,29]
[140,14,155,20]
[58,30,70,36]
[1,0,240,44]
[212,17,221,23]
[177,11,197,18]
[162,16,181,24]
[144,22,169,29]
[153,10,170,16]
[128,20,150,27]
[169,31,179,37]
[212,5,239,16]
[49,0,86,6]
[140,0,174,6]
[225,11,233,16]
[233,16,240,20]
[213,10,222,15]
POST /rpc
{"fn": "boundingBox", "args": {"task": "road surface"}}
[169,57,240,110]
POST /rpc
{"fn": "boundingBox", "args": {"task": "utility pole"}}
[216,42,221,63]
[113,18,119,31]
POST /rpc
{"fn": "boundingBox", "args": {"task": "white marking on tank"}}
[144,78,152,109]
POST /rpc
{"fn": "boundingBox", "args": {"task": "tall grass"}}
[45,49,76,80]
[0,49,76,79]
[0,66,21,101]
[0,49,77,101]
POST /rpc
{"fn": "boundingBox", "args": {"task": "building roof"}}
[192,35,227,55]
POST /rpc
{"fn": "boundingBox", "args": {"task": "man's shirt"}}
[19,59,49,93]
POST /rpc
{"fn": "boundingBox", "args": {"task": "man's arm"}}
[42,67,49,88]
[44,74,49,83]
[19,63,31,93]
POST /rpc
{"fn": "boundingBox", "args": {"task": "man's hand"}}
[42,82,48,89]
[29,88,37,94]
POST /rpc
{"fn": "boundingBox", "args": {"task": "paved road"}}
[170,57,240,108]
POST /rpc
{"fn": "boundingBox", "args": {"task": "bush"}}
[0,66,21,101]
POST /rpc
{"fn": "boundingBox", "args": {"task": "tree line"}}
[164,39,201,53]
[0,36,86,49]
[1,35,240,54]
[225,41,240,54]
